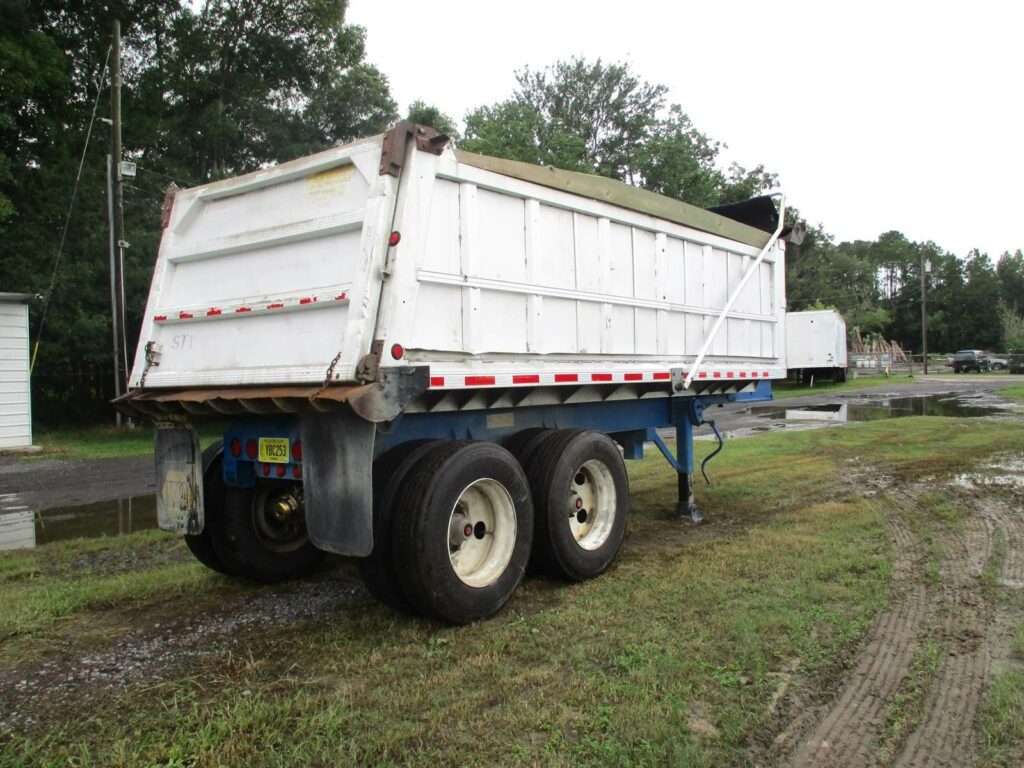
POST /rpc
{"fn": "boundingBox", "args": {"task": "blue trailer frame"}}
[219,380,773,524]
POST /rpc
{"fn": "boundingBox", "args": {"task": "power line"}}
[30,45,113,374]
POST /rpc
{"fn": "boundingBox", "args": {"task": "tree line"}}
[2,1,1021,423]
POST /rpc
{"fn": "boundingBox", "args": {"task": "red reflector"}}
[713,372,722,379]
[390,343,404,360]
[154,315,167,322]
[207,308,222,316]
[513,374,540,384]
[267,302,284,310]
[465,375,495,386]
[699,372,708,379]
[739,372,747,378]
[178,311,193,319]
[292,441,302,462]
[590,373,612,382]
[389,231,401,247]
[230,438,242,458]
[554,373,578,383]
[299,297,313,305]
[246,439,258,459]
[430,376,444,387]
[262,464,270,477]
[292,466,301,479]
[653,372,671,380]
[275,464,286,478]
[235,307,251,313]
[335,293,347,301]
[624,373,643,381]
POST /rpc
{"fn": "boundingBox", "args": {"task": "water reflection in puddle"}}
[751,394,1012,422]
[0,496,157,551]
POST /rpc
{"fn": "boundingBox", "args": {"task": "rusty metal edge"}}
[379,121,450,176]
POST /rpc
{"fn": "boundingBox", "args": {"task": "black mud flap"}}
[300,409,376,556]
[154,424,204,535]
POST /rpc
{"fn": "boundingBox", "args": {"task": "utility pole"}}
[921,251,929,375]
[110,19,127,421]
[107,154,121,425]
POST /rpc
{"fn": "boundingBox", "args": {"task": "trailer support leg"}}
[648,399,704,523]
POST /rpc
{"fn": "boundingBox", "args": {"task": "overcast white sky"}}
[347,0,1022,259]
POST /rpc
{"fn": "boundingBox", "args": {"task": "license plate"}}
[258,437,290,463]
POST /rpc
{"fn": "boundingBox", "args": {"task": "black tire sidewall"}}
[395,443,533,624]
[358,440,441,611]
[217,483,323,583]
[535,431,629,582]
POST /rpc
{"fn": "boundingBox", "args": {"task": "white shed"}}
[0,293,33,449]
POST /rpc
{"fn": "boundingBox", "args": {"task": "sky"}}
[347,0,1023,260]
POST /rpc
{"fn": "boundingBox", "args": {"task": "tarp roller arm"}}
[684,194,786,390]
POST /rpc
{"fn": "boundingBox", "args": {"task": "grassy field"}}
[999,382,1024,401]
[29,422,227,460]
[1,418,1023,766]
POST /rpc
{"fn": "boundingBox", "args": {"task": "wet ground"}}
[0,374,1020,550]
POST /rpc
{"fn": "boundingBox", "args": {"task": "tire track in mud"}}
[892,512,992,768]
[788,480,1024,768]
[788,515,928,767]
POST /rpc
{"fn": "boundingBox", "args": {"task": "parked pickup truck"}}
[117,122,798,623]
[951,349,990,373]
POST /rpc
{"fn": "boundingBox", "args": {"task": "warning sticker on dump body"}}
[259,437,290,463]
[305,165,354,196]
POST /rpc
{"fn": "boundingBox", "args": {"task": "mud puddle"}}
[752,393,1015,423]
[0,495,156,551]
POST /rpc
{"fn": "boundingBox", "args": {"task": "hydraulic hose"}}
[700,419,724,485]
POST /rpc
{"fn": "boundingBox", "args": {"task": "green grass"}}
[978,667,1024,768]
[2,418,1024,766]
[29,422,228,459]
[999,383,1024,401]
[877,637,941,764]
[771,374,914,399]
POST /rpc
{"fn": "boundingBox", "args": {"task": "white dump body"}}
[130,132,787,394]
[784,310,848,370]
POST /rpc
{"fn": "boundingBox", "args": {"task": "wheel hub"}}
[251,486,307,552]
[567,460,617,551]
[446,478,517,588]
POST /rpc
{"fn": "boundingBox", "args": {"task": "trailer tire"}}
[392,442,533,624]
[214,481,323,583]
[184,441,230,575]
[524,430,629,582]
[359,440,442,611]
[503,427,554,467]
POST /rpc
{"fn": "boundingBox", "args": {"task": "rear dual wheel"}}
[392,442,534,624]
[523,430,629,582]
[185,441,322,582]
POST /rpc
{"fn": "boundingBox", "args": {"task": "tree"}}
[405,100,458,139]
[462,58,777,207]
[0,0,398,423]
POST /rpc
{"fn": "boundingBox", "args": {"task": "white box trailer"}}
[119,122,795,623]
[785,309,848,383]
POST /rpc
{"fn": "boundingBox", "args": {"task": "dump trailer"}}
[117,122,795,623]
[785,309,849,383]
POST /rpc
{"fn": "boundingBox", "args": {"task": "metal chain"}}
[315,349,344,398]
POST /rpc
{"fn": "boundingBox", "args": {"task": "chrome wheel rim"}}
[568,460,616,550]
[447,478,517,588]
